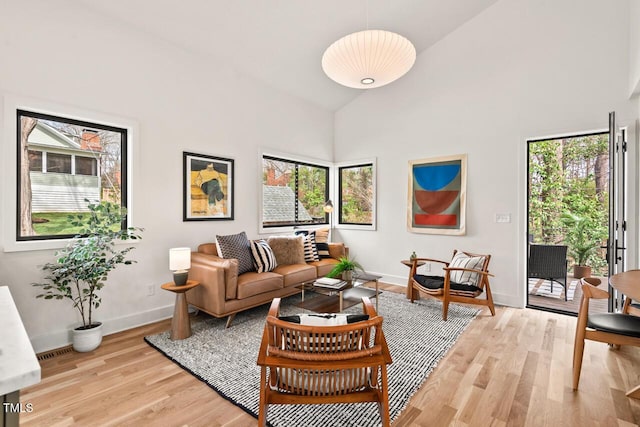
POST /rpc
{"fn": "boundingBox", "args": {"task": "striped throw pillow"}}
[303,234,320,262]
[311,228,331,259]
[250,239,277,273]
[449,252,485,286]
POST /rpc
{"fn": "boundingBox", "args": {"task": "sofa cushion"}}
[267,235,306,265]
[250,239,277,273]
[309,258,339,277]
[236,271,283,299]
[216,231,255,274]
[278,313,369,326]
[312,228,331,259]
[272,264,317,287]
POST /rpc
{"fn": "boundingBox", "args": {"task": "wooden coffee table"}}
[295,272,381,313]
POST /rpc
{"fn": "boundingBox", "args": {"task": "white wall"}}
[0,0,333,352]
[334,0,637,308]
[630,0,640,97]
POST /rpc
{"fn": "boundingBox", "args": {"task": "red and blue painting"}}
[408,154,466,235]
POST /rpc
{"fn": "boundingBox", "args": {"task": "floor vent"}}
[37,346,73,361]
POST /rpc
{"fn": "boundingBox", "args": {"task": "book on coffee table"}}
[313,277,348,289]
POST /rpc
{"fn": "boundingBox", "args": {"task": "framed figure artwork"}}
[183,151,234,221]
[407,154,466,235]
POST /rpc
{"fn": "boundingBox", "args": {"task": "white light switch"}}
[495,213,511,223]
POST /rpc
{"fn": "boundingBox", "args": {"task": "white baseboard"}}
[30,304,174,354]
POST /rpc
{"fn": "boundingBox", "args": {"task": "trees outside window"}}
[528,133,609,275]
[338,162,375,226]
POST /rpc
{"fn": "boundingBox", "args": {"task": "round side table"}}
[401,259,426,299]
[161,280,200,340]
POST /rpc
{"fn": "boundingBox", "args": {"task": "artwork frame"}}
[183,151,234,221]
[407,154,467,235]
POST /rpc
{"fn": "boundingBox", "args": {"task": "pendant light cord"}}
[365,0,369,30]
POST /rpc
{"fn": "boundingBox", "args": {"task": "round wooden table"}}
[609,270,640,300]
[401,259,426,299]
[161,280,200,340]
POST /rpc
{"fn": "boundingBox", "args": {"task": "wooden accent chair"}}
[409,250,495,321]
[256,297,392,427]
[528,244,569,301]
[573,278,640,397]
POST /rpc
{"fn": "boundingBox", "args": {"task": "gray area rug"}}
[145,291,479,427]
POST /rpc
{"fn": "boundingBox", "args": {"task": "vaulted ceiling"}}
[77,0,500,111]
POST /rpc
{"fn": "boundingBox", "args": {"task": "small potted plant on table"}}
[327,256,363,281]
[33,200,143,352]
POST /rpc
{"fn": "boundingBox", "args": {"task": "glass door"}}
[527,131,611,315]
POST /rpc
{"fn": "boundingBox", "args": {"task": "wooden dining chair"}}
[573,278,640,396]
[256,297,392,426]
[409,250,495,320]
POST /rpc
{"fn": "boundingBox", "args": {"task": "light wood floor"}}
[20,284,640,426]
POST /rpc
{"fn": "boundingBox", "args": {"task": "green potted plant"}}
[561,211,600,278]
[33,200,143,352]
[327,256,363,281]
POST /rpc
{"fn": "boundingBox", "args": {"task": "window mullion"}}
[294,165,299,222]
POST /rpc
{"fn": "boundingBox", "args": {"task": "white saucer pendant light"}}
[322,29,416,89]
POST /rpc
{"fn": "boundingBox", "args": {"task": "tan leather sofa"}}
[186,242,347,326]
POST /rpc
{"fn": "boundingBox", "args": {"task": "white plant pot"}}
[72,322,103,352]
[342,270,353,281]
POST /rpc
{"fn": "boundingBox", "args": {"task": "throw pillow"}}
[278,313,369,326]
[250,239,277,273]
[216,231,255,274]
[311,228,331,259]
[303,233,320,262]
[266,235,306,265]
[449,251,486,286]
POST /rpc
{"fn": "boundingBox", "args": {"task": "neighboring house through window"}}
[262,155,329,228]
[17,109,128,241]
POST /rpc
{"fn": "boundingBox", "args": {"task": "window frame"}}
[335,158,377,231]
[16,109,129,242]
[2,95,137,252]
[260,152,331,233]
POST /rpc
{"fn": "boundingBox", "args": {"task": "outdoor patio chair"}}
[409,250,495,321]
[256,297,392,426]
[528,244,569,301]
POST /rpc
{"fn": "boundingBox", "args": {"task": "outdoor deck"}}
[527,275,608,315]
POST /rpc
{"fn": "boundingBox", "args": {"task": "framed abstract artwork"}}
[407,154,467,235]
[183,152,234,221]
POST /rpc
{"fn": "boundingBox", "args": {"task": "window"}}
[28,150,42,172]
[337,159,376,229]
[17,109,128,241]
[46,152,71,174]
[75,157,98,176]
[262,155,329,228]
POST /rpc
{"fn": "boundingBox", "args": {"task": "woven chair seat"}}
[413,274,482,298]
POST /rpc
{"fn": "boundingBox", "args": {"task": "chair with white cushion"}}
[410,250,495,320]
[256,297,392,426]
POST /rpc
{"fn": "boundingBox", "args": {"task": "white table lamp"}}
[169,247,191,286]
